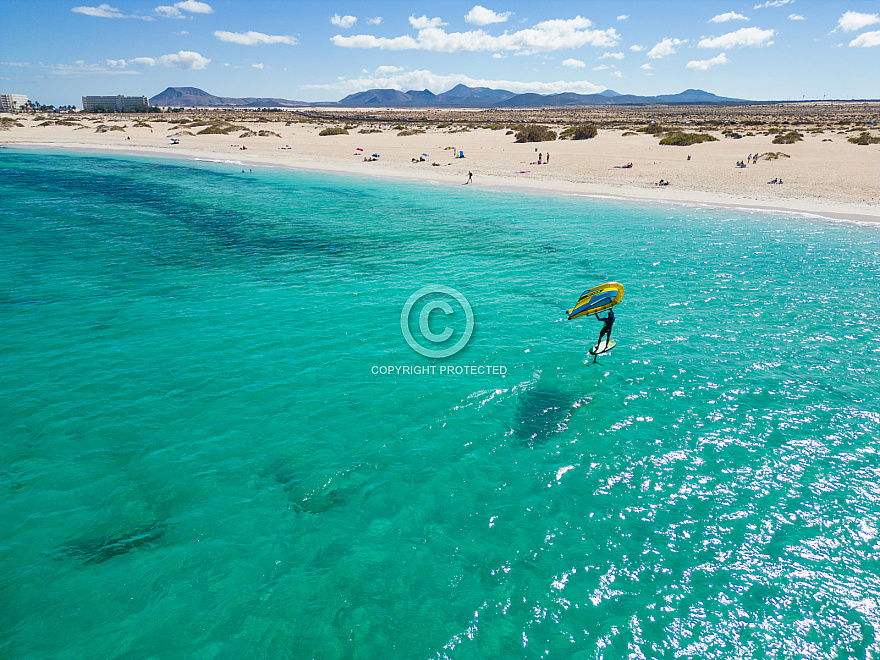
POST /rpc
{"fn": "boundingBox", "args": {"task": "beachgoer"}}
[538,153,543,165]
[466,171,473,184]
[596,308,615,347]
[546,153,550,164]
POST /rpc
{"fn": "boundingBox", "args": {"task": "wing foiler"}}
[567,282,624,320]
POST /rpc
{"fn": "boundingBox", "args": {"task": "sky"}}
[1,0,879,106]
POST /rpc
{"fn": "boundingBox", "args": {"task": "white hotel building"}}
[81,95,150,111]
[0,94,29,112]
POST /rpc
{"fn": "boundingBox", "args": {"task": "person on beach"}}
[596,309,615,347]
[466,171,473,184]
[546,153,550,164]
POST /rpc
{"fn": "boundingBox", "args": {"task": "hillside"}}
[150,87,309,108]
[149,85,751,109]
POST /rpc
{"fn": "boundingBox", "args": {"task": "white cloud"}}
[836,11,880,32]
[410,15,447,29]
[686,52,730,69]
[130,50,210,69]
[332,15,620,52]
[754,0,791,8]
[72,4,123,17]
[698,26,775,48]
[492,53,505,58]
[176,0,211,12]
[105,58,127,68]
[562,58,586,68]
[3,59,143,75]
[710,11,749,23]
[375,65,403,74]
[64,61,144,75]
[612,70,622,77]
[301,68,607,95]
[154,6,182,18]
[214,30,297,45]
[252,63,265,69]
[599,51,624,59]
[72,4,153,19]
[617,14,628,21]
[592,64,611,71]
[465,5,512,26]
[331,14,357,28]
[647,37,685,59]
[629,44,645,51]
[850,30,880,47]
[178,29,189,35]
[367,17,382,25]
[640,63,652,70]
[155,1,212,18]
[788,13,805,21]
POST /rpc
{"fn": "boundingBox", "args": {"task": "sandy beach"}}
[3,105,879,223]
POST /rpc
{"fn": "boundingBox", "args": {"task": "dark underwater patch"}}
[57,520,168,565]
[513,387,579,444]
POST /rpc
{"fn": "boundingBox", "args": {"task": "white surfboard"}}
[589,339,617,355]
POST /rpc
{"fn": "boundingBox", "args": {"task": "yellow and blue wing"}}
[567,282,624,320]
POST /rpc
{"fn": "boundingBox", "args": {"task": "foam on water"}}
[2,149,879,658]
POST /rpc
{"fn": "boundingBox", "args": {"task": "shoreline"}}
[4,129,879,225]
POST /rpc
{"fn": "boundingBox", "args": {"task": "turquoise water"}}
[1,149,879,659]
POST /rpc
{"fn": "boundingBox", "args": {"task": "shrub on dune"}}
[659,132,718,146]
[514,124,557,143]
[772,131,803,144]
[560,124,598,140]
[847,132,880,145]
[197,125,231,135]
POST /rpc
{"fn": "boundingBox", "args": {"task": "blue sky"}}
[1,0,878,106]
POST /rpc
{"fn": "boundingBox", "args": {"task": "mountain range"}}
[149,85,750,109]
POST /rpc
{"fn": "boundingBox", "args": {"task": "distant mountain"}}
[150,85,752,110]
[338,85,751,108]
[435,84,516,106]
[336,84,516,107]
[336,88,418,106]
[497,92,617,108]
[150,86,309,108]
[654,89,746,104]
[497,88,749,107]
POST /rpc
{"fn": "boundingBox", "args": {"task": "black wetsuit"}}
[597,310,615,345]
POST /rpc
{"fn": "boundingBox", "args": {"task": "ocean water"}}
[1,149,879,659]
